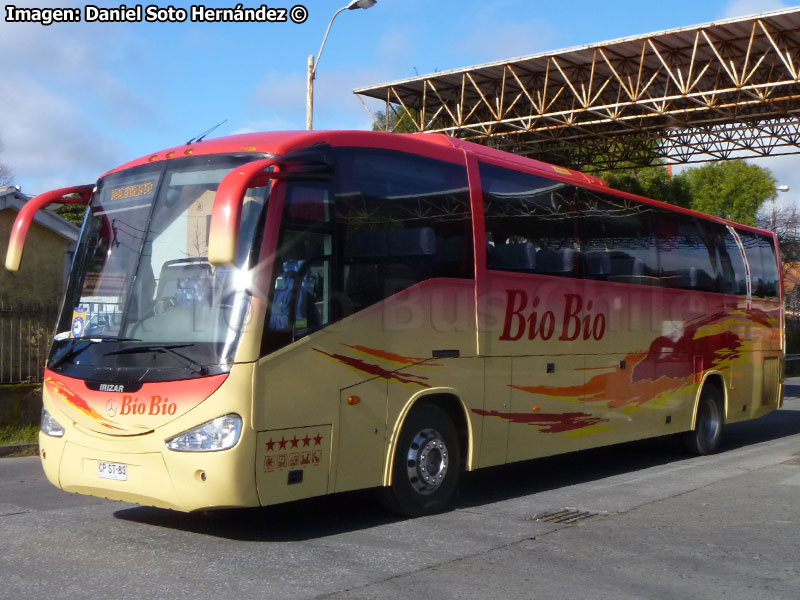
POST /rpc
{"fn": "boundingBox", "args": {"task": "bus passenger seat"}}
[269,260,315,331]
[156,260,213,307]
[384,228,437,295]
[538,247,579,275]
[585,250,612,279]
[491,243,537,272]
[609,253,645,275]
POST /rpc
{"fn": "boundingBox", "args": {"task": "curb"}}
[0,444,39,458]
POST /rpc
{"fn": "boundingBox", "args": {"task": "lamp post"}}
[306,0,376,130]
[774,184,790,230]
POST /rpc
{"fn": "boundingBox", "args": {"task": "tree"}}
[54,204,87,227]
[0,137,12,186]
[592,164,692,208]
[684,160,776,226]
[0,163,10,187]
[372,105,448,134]
[372,107,419,133]
[759,204,800,263]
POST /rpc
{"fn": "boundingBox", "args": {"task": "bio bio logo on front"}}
[119,395,177,416]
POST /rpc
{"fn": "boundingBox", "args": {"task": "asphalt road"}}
[2,383,800,600]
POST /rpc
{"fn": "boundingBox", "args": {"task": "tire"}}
[382,404,461,517]
[683,385,724,455]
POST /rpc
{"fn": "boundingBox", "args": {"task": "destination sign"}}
[110,181,155,201]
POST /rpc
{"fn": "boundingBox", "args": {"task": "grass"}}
[0,424,40,447]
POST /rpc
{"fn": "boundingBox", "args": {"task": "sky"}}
[1,0,799,206]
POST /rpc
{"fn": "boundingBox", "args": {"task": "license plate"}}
[98,461,127,481]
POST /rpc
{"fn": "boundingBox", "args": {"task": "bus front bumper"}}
[40,431,260,512]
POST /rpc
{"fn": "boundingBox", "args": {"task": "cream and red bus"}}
[5,131,783,516]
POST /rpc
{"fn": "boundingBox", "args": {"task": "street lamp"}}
[773,184,790,230]
[306,0,376,130]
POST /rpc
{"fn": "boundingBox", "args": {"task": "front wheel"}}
[382,404,461,517]
[683,385,724,455]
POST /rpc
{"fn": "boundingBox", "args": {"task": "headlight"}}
[165,414,242,452]
[41,406,65,438]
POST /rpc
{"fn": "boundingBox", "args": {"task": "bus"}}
[5,130,783,516]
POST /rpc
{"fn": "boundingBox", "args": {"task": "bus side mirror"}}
[5,185,94,272]
[209,150,334,267]
[208,158,279,267]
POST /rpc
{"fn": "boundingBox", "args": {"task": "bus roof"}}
[103,130,604,185]
[102,130,776,240]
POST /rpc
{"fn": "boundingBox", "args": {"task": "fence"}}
[0,300,59,383]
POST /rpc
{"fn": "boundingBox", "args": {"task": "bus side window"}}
[723,226,748,295]
[480,163,582,278]
[739,230,765,297]
[655,212,718,292]
[335,149,473,314]
[701,220,739,295]
[758,234,780,299]
[580,192,659,285]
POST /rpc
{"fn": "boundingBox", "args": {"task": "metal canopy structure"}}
[354,8,800,171]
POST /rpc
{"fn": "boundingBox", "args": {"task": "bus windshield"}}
[50,153,270,380]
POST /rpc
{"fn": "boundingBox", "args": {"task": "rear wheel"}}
[382,404,461,517]
[683,385,724,455]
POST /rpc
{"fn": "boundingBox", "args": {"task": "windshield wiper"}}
[49,337,142,370]
[104,343,208,375]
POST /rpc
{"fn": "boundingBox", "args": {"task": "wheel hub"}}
[406,428,449,495]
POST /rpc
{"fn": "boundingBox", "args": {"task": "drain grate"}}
[532,508,599,524]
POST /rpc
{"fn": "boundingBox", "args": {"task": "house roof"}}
[0,187,80,243]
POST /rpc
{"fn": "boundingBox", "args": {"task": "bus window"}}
[655,212,718,292]
[264,150,473,353]
[335,149,473,314]
[758,234,780,299]
[722,226,748,295]
[700,222,746,296]
[480,163,581,278]
[739,230,765,297]
[580,191,659,285]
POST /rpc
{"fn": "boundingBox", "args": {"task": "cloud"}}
[0,18,155,127]
[0,76,126,193]
[0,5,155,191]
[724,0,789,18]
